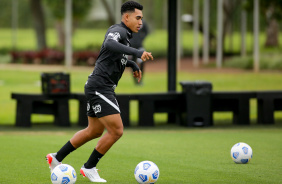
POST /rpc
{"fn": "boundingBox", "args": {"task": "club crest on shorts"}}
[93,104,101,114]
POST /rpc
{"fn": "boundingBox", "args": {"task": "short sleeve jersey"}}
[85,22,143,95]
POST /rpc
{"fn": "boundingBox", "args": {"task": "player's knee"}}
[86,129,103,140]
[117,129,123,138]
[113,129,123,141]
[92,132,103,139]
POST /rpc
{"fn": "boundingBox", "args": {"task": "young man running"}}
[46,1,153,183]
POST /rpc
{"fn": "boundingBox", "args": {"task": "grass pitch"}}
[0,125,281,184]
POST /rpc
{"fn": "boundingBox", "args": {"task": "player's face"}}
[127,9,143,33]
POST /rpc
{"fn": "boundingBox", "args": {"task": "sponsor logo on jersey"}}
[93,104,101,114]
[121,54,128,65]
[108,32,120,42]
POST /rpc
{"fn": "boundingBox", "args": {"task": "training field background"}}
[0,64,282,183]
[1,1,282,182]
[1,28,282,184]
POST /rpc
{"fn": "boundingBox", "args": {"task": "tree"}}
[30,0,47,50]
[223,0,239,52]
[244,0,282,47]
[44,0,92,48]
[261,1,281,47]
[101,0,115,25]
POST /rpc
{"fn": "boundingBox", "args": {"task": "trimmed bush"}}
[224,54,282,70]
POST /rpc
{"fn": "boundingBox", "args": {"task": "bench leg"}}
[257,98,274,124]
[138,100,154,126]
[233,99,250,125]
[168,113,177,124]
[117,96,130,127]
[15,100,32,127]
[54,99,70,126]
[77,98,88,127]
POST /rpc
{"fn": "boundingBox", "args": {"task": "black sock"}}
[84,148,104,169]
[55,141,76,162]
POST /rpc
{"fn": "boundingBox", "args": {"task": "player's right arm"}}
[126,60,142,83]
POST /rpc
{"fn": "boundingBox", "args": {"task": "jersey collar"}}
[121,22,133,39]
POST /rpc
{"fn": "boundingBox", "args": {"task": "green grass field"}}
[0,125,281,184]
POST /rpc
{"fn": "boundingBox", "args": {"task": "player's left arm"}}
[126,60,142,83]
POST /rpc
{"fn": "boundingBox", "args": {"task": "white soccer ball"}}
[51,164,77,184]
[230,142,253,164]
[134,161,160,184]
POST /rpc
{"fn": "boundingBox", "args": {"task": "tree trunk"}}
[265,19,279,47]
[222,0,238,53]
[101,0,115,25]
[30,0,47,50]
[55,21,65,48]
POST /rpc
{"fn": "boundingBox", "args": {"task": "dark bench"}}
[257,91,282,124]
[71,93,88,126]
[77,91,258,127]
[120,92,257,126]
[211,91,257,125]
[112,93,185,126]
[11,93,71,127]
[12,90,282,127]
[11,93,88,127]
[133,92,185,126]
[11,92,185,127]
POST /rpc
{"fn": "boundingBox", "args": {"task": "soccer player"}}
[46,1,153,183]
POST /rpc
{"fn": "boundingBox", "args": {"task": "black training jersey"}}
[85,22,143,95]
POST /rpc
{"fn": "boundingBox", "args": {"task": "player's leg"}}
[56,116,105,161]
[81,114,123,183]
[95,113,123,154]
[46,116,105,172]
[80,90,123,182]
[70,116,105,148]
[82,114,123,168]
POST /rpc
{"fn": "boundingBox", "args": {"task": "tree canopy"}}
[44,0,92,21]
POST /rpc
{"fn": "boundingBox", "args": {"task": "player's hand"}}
[133,70,142,83]
[141,51,153,62]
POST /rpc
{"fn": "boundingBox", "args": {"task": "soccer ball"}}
[230,142,253,164]
[51,164,77,184]
[134,161,160,184]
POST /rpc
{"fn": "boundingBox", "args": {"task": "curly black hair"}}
[121,1,143,15]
